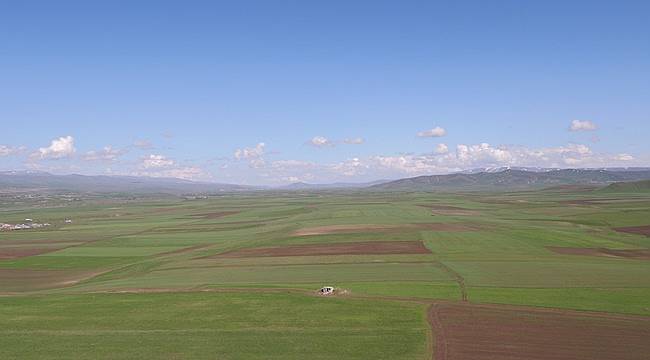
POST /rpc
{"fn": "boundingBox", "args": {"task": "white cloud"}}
[141,154,175,169]
[343,137,365,145]
[34,136,76,159]
[83,146,125,161]
[130,166,210,181]
[0,145,23,157]
[570,120,597,131]
[417,126,447,137]
[235,143,265,160]
[615,153,634,161]
[310,136,334,147]
[435,143,449,154]
[133,139,153,150]
[234,143,266,168]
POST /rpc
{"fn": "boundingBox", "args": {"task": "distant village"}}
[0,218,72,231]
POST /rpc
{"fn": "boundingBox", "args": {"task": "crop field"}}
[1,189,649,359]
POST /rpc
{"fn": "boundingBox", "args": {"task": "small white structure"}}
[64,219,73,224]
[318,286,335,296]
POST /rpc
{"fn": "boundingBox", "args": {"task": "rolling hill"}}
[370,168,650,191]
[599,179,650,193]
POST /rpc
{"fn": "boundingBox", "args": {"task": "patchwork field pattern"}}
[1,189,649,359]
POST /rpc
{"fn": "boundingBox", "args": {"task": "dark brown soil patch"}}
[547,246,650,260]
[208,241,431,258]
[0,247,62,260]
[193,211,240,219]
[292,223,476,236]
[0,269,95,292]
[428,302,650,360]
[614,225,650,237]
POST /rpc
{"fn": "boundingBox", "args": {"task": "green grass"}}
[469,286,650,315]
[0,292,429,360]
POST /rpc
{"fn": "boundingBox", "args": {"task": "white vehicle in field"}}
[318,286,335,295]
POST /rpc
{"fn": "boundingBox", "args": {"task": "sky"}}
[1,0,649,185]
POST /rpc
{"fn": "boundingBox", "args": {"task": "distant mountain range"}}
[0,171,253,194]
[369,168,650,191]
[2,168,650,194]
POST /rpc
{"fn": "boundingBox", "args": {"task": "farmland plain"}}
[1,189,649,359]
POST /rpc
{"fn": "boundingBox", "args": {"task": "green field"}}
[1,189,649,358]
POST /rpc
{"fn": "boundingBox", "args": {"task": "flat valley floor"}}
[1,189,649,359]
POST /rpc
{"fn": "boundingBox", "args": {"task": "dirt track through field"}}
[427,302,650,360]
[431,261,467,302]
[208,241,431,258]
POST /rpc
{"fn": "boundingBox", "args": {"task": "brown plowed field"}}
[0,247,63,260]
[428,303,650,360]
[547,246,650,260]
[614,225,650,237]
[209,240,431,258]
[292,223,475,236]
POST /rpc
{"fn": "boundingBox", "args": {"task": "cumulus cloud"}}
[235,143,265,160]
[417,126,447,138]
[141,154,175,169]
[570,120,597,132]
[343,137,365,145]
[130,153,211,181]
[34,136,76,159]
[310,136,334,147]
[83,146,125,161]
[211,139,647,185]
[435,143,449,154]
[234,143,266,168]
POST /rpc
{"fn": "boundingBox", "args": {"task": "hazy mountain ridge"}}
[3,168,650,194]
[0,171,253,194]
[371,168,650,191]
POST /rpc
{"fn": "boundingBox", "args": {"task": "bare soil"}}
[0,247,62,260]
[614,225,650,237]
[0,269,95,292]
[547,246,650,260]
[208,240,431,258]
[428,302,650,360]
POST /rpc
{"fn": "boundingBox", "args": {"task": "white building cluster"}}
[0,219,52,231]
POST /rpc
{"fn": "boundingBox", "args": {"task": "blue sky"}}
[1,1,649,185]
